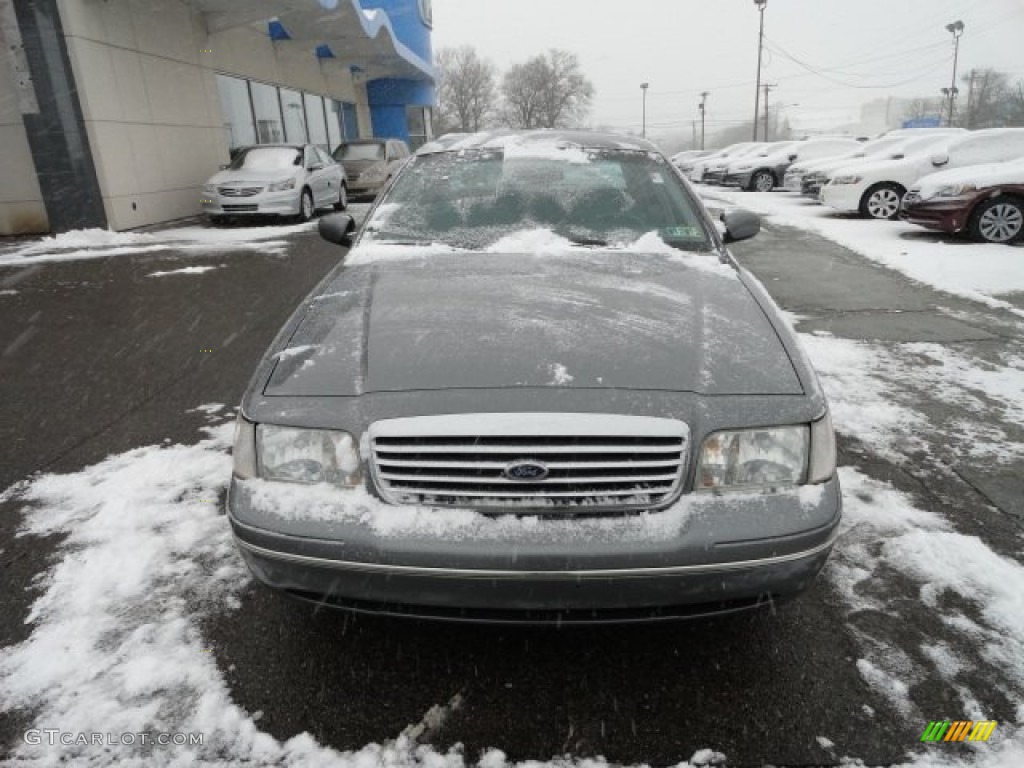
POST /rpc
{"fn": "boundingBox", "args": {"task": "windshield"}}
[227,147,301,171]
[362,145,712,252]
[337,143,385,161]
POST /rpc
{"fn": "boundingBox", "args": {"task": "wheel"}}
[333,183,348,212]
[749,170,775,193]
[298,188,314,222]
[969,197,1023,243]
[860,182,904,220]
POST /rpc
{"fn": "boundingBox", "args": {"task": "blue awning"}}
[196,0,433,81]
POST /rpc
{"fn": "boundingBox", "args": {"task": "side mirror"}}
[788,154,797,162]
[931,151,949,166]
[319,213,356,247]
[720,209,760,243]
[308,162,324,172]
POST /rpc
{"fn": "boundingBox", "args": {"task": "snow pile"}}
[703,187,1024,315]
[147,265,222,277]
[0,222,313,267]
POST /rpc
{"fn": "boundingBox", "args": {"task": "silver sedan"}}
[201,144,347,224]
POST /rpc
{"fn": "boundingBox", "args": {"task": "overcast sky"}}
[431,0,1024,139]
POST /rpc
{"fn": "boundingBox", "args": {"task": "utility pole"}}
[762,83,776,142]
[640,82,649,138]
[965,69,977,128]
[753,0,767,141]
[699,91,709,150]
[945,20,965,126]
[692,120,697,148]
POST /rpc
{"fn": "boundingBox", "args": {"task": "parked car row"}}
[688,128,1024,243]
[201,138,411,224]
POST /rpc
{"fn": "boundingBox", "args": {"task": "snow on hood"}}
[206,167,297,185]
[915,158,1024,197]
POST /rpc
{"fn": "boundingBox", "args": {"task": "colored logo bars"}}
[921,721,997,743]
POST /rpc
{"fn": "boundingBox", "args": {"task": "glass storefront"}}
[215,74,347,151]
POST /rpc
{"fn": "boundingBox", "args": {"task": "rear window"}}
[336,143,385,161]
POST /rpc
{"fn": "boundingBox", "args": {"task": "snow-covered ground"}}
[0,204,372,268]
[702,187,1024,316]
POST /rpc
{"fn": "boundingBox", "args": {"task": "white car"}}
[820,128,1024,219]
[202,144,347,224]
[724,137,861,192]
[701,143,772,184]
[782,130,964,195]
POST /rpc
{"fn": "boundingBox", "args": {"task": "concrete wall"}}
[55,0,369,231]
[0,38,48,234]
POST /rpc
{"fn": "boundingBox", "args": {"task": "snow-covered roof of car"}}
[416,130,660,155]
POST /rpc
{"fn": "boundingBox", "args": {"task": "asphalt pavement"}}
[1,213,1020,765]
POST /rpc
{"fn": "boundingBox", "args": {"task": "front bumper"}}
[228,474,842,622]
[703,169,729,185]
[819,183,863,213]
[899,196,970,233]
[783,173,804,192]
[723,171,754,188]
[349,178,386,196]
[201,188,302,217]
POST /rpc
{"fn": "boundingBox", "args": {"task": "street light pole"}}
[699,91,709,150]
[752,0,767,141]
[945,20,964,126]
[762,83,776,141]
[641,82,649,139]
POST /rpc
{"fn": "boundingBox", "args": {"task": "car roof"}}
[237,144,305,150]
[415,129,659,155]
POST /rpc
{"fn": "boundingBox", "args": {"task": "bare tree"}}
[501,49,594,129]
[961,68,1012,128]
[435,46,497,133]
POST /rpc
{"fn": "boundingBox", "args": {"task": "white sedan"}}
[820,128,1024,220]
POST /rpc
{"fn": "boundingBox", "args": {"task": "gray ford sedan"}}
[228,130,840,623]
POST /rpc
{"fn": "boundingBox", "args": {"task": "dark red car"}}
[900,159,1024,244]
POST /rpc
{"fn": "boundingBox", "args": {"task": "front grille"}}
[222,204,258,212]
[218,186,263,197]
[369,413,688,513]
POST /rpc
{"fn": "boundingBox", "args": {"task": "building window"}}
[304,93,329,151]
[250,81,284,144]
[342,102,359,141]
[406,106,432,151]
[327,100,344,152]
[215,74,256,150]
[280,88,306,143]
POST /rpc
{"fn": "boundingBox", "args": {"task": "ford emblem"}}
[503,460,549,482]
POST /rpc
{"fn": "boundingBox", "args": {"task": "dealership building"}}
[0,0,435,235]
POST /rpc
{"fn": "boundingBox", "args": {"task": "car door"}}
[305,146,327,206]
[315,147,340,203]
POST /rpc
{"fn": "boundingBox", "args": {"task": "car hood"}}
[828,155,930,183]
[206,168,296,185]
[914,161,1024,193]
[263,252,803,397]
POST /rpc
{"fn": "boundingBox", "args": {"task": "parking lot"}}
[1,199,1022,766]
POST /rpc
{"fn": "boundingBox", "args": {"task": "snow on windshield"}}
[358,145,712,254]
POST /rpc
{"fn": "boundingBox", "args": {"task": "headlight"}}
[696,425,809,491]
[268,178,296,191]
[257,425,361,487]
[232,414,257,479]
[830,175,862,185]
[202,184,216,194]
[929,183,977,199]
